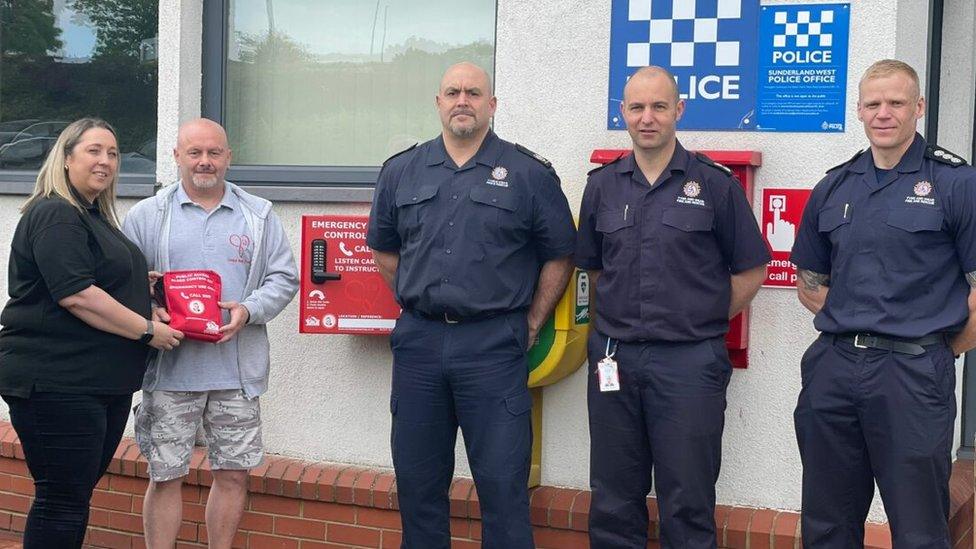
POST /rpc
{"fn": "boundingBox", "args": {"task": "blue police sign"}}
[755,4,850,132]
[608,0,760,131]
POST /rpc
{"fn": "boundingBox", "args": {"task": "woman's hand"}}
[149,321,184,351]
[152,306,170,323]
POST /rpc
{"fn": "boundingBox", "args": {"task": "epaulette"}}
[516,144,551,168]
[825,149,864,173]
[587,152,628,176]
[925,144,968,167]
[382,143,417,166]
[695,152,732,176]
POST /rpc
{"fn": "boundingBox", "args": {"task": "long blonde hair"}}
[22,118,122,227]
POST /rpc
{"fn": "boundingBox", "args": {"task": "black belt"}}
[411,309,519,324]
[834,333,946,356]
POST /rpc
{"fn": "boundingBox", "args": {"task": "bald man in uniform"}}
[576,67,769,548]
[368,63,577,548]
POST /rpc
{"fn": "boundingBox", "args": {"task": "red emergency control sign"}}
[760,188,812,287]
[299,215,401,334]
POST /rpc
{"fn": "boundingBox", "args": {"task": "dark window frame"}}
[201,0,497,193]
[963,18,976,461]
[202,0,385,189]
[929,0,976,461]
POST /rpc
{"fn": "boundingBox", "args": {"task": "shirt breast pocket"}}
[395,184,439,240]
[883,207,948,271]
[469,185,523,243]
[596,209,635,264]
[660,207,715,266]
[818,205,851,247]
[661,207,713,233]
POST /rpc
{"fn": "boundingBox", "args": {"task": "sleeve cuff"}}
[240,299,265,325]
[789,254,829,275]
[50,278,95,303]
[730,251,773,275]
[574,258,603,271]
[366,236,401,252]
[536,243,576,263]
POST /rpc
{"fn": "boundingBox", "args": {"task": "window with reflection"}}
[0,0,157,174]
[225,0,496,167]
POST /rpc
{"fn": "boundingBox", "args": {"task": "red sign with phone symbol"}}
[299,215,401,334]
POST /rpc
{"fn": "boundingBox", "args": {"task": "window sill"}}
[0,179,375,204]
[236,185,374,203]
[0,180,156,199]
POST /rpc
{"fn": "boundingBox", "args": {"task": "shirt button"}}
[412,196,418,201]
[452,194,458,200]
[448,221,455,227]
[442,278,449,283]
[491,198,497,203]
[445,249,452,254]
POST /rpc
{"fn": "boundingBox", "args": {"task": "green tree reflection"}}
[0,0,157,168]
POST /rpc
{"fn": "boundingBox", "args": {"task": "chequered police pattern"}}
[626,0,744,68]
[773,9,834,49]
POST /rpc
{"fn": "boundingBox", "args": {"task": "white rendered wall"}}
[156,0,203,183]
[1,0,972,525]
[496,0,929,524]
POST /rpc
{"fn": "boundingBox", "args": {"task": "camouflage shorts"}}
[134,389,263,482]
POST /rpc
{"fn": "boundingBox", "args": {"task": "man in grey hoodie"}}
[123,118,298,549]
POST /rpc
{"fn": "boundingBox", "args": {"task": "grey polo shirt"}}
[154,183,253,391]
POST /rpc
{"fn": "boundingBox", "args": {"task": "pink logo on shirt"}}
[229,234,252,262]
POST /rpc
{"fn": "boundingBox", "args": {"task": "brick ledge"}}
[0,421,971,548]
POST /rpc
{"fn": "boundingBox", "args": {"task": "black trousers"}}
[2,391,132,549]
[390,310,534,549]
[796,334,955,549]
[587,330,732,549]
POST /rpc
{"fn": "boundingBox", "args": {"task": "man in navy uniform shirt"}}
[576,66,769,548]
[791,59,976,548]
[367,62,576,549]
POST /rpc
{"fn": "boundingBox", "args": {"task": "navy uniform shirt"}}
[791,133,976,338]
[575,141,770,342]
[367,131,576,318]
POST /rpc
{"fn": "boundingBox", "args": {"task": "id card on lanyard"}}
[597,337,620,392]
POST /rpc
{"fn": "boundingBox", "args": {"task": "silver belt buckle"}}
[444,312,459,324]
[853,334,868,349]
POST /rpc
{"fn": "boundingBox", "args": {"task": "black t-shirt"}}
[0,195,152,396]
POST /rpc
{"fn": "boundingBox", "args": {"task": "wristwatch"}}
[139,319,154,344]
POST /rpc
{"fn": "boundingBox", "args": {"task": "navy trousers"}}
[795,334,955,549]
[587,330,732,549]
[3,392,132,549]
[390,310,534,549]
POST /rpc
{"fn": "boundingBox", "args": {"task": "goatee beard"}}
[192,175,220,189]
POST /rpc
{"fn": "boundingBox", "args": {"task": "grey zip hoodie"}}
[122,181,299,398]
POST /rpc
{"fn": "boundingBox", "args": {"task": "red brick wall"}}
[0,422,969,548]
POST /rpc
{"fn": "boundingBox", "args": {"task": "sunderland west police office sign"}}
[608,1,851,132]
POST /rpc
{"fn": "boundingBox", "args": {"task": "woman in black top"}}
[0,118,184,548]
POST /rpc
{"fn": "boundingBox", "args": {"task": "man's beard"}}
[448,123,478,138]
[448,110,480,138]
[191,173,220,189]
